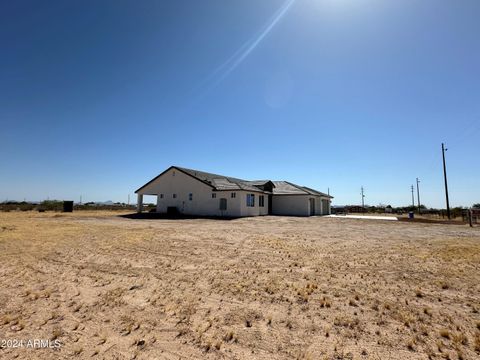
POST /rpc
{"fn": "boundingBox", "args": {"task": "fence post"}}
[469,209,473,227]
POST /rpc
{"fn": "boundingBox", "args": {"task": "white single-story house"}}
[135,166,333,217]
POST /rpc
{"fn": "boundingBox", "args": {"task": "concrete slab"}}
[327,215,398,221]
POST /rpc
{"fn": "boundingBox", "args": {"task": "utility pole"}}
[442,143,451,219]
[128,194,130,206]
[411,185,415,209]
[361,186,365,213]
[416,178,421,214]
[80,195,82,205]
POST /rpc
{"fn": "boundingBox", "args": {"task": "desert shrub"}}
[39,200,63,211]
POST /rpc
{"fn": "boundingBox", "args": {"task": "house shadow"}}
[118,212,239,221]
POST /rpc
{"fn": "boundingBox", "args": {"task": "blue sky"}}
[1,0,479,208]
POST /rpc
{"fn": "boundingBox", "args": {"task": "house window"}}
[173,194,177,199]
[231,192,236,198]
[246,194,255,207]
[212,193,216,198]
[259,195,265,207]
[160,194,164,199]
[189,193,193,201]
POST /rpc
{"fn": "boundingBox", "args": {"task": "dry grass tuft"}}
[348,299,358,307]
[452,332,468,346]
[320,296,331,308]
[50,326,63,340]
[423,307,432,316]
[474,333,480,353]
[407,338,416,351]
[73,346,83,355]
[223,330,235,342]
[439,329,451,339]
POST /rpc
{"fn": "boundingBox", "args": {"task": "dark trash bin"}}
[63,201,74,212]
[408,211,414,219]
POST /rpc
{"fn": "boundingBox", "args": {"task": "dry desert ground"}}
[0,211,479,360]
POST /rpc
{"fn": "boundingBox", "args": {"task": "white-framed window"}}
[173,194,177,199]
[246,194,255,207]
[189,193,193,201]
[212,193,216,199]
[231,192,236,198]
[259,195,265,207]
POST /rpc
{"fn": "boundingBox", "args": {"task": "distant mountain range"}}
[2,200,121,205]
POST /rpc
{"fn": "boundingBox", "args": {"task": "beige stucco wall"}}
[137,168,268,217]
[238,192,269,217]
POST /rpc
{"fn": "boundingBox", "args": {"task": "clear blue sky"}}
[1,0,479,208]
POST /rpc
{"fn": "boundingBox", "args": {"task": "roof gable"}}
[135,166,215,193]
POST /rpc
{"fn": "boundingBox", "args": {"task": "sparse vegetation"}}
[0,211,478,359]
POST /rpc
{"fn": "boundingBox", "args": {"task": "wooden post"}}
[469,209,473,227]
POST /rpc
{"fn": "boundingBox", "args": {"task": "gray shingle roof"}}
[271,181,333,198]
[301,186,331,198]
[271,181,306,195]
[246,180,272,186]
[137,166,333,198]
[176,167,264,192]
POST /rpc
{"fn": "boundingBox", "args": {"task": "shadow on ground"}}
[118,212,239,221]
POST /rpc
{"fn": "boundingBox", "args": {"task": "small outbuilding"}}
[135,166,332,217]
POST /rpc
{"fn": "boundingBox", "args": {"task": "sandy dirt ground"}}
[0,211,479,360]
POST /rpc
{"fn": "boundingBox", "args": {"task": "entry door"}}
[309,198,315,215]
[219,198,227,211]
